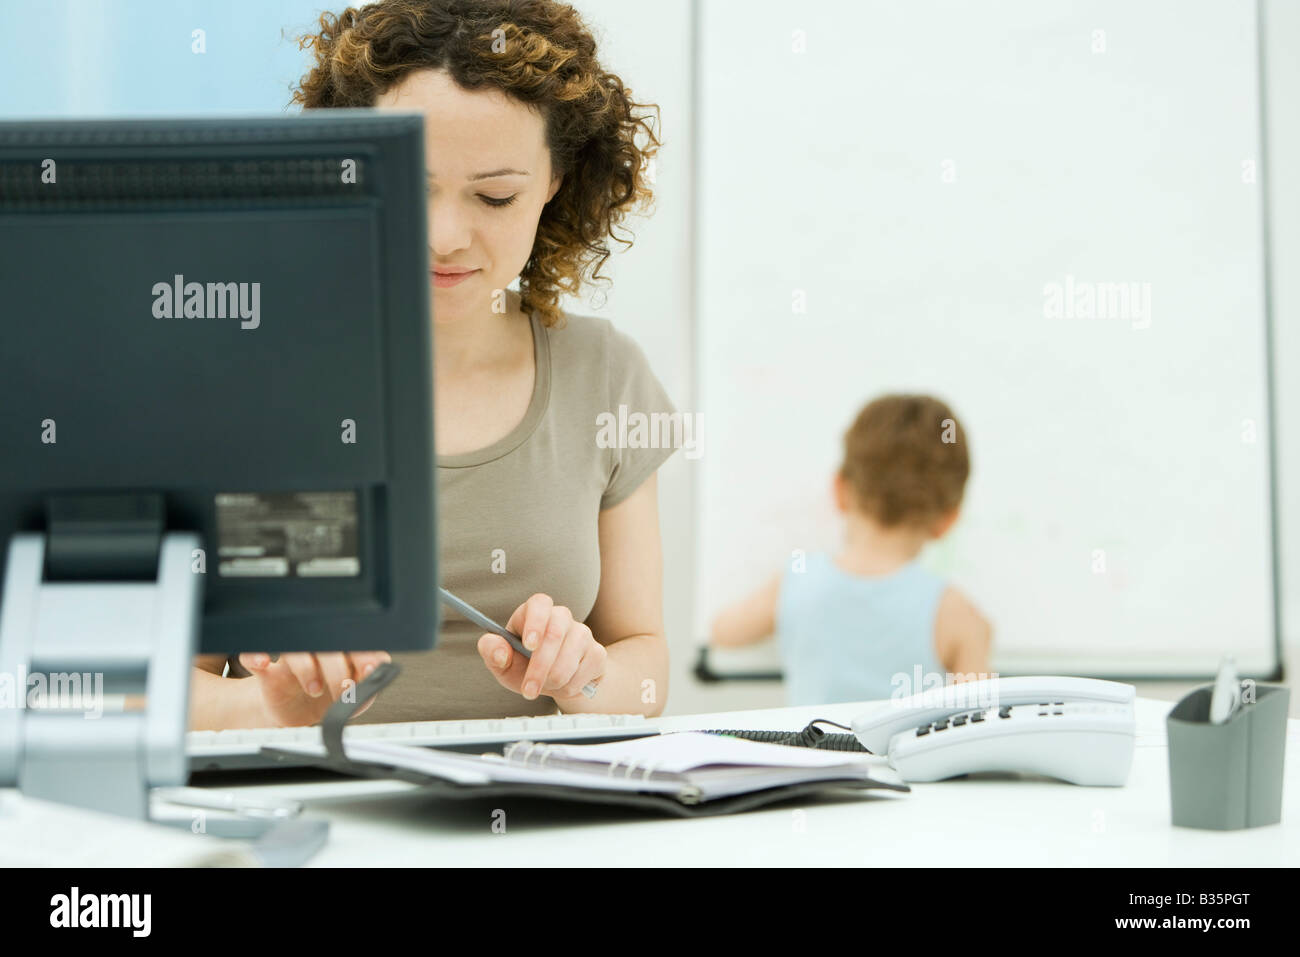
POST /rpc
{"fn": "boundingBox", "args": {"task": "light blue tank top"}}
[776,551,947,706]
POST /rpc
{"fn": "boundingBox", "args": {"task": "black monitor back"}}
[0,112,438,654]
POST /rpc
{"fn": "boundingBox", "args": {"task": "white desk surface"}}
[217,696,1300,867]
[3,697,1297,866]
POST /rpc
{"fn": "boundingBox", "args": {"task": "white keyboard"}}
[188,713,659,772]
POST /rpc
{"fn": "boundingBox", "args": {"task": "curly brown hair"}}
[288,0,662,329]
[839,394,971,530]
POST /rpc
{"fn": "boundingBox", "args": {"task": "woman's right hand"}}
[237,651,391,727]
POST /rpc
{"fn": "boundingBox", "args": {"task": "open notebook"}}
[259,663,909,816]
[265,731,909,812]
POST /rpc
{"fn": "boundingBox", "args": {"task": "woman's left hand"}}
[476,593,607,703]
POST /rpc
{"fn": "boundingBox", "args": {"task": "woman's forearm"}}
[188,667,271,731]
[554,633,668,717]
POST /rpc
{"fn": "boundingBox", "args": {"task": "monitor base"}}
[0,530,201,819]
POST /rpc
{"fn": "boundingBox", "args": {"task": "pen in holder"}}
[1166,681,1289,830]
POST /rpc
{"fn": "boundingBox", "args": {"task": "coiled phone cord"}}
[700,719,870,753]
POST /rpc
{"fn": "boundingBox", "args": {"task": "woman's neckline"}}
[436,308,551,469]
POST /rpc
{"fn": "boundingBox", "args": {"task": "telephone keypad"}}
[912,704,1072,739]
[916,708,993,736]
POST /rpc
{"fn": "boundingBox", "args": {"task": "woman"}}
[190,0,675,728]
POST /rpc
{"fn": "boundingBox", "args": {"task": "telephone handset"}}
[851,676,1137,786]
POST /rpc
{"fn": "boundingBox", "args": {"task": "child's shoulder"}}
[934,585,992,643]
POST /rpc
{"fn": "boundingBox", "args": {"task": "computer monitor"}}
[0,112,439,817]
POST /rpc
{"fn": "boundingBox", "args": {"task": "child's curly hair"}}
[839,394,971,530]
[288,0,662,329]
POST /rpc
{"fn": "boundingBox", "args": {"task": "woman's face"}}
[375,68,562,324]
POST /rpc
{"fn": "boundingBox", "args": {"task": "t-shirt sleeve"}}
[600,323,680,510]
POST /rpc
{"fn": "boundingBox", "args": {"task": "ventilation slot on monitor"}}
[0,156,373,210]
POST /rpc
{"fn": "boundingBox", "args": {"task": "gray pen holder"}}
[1166,683,1289,830]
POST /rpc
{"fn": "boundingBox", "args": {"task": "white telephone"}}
[851,676,1137,786]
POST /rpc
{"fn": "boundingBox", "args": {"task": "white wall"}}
[1262,0,1300,661]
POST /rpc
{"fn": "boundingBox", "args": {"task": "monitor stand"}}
[0,530,200,820]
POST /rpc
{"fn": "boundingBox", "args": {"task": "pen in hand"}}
[438,587,598,699]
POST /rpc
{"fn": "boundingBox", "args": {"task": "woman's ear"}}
[546,173,563,203]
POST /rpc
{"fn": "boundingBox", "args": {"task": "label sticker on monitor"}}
[215,492,360,578]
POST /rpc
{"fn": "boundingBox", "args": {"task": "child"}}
[709,393,992,705]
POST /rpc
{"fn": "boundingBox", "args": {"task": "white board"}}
[694,0,1278,676]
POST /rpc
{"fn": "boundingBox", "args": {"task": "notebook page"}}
[683,763,905,800]
[267,741,494,784]
[523,731,887,774]
[265,736,904,803]
[342,740,901,801]
[288,740,687,795]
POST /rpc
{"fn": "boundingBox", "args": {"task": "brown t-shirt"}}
[230,307,679,723]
